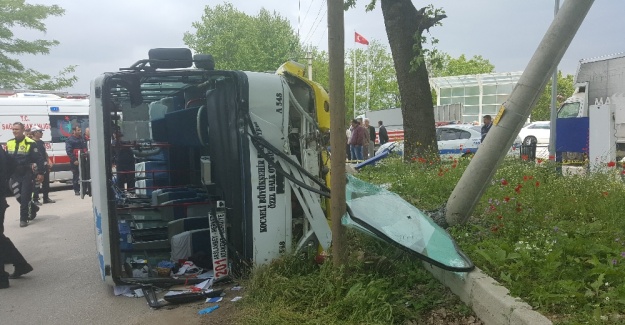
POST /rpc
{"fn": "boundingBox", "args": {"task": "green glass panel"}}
[482,95,497,104]
[343,175,474,272]
[440,97,452,105]
[498,83,514,94]
[483,85,497,94]
[465,86,479,96]
[440,88,452,97]
[483,104,499,114]
[465,96,479,105]
[464,105,479,114]
[451,88,465,97]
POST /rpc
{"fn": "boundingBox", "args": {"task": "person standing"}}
[66,126,88,196]
[0,145,34,288]
[481,115,493,143]
[345,126,352,160]
[30,126,55,204]
[378,121,389,145]
[348,119,367,160]
[6,122,45,228]
[364,118,376,158]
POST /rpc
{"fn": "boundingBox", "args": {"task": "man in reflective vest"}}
[6,122,45,228]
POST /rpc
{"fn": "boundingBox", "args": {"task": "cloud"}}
[10,0,625,93]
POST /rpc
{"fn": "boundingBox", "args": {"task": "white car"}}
[375,124,483,158]
[518,121,550,145]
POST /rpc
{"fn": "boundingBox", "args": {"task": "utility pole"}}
[548,0,560,160]
[307,48,313,81]
[327,0,347,266]
[445,0,594,226]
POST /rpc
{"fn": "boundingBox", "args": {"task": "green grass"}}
[240,155,625,324]
[238,232,475,325]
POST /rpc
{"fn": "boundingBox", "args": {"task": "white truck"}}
[556,52,625,170]
[558,52,625,119]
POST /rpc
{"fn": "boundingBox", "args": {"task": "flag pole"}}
[366,45,370,113]
[353,41,357,119]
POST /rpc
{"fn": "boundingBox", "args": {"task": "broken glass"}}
[343,175,474,272]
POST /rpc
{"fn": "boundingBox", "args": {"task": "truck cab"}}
[88,48,332,285]
[557,82,588,118]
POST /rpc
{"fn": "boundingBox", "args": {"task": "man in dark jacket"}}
[364,118,376,158]
[66,126,88,196]
[7,122,45,227]
[30,126,55,204]
[481,115,493,143]
[378,120,389,145]
[1,143,34,288]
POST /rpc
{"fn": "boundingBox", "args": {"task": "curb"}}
[422,263,552,325]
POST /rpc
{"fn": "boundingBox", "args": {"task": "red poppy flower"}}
[452,163,457,169]
[438,172,444,177]
[602,191,609,197]
[503,197,510,202]
[491,226,499,232]
[535,181,540,187]
[497,215,503,220]
[514,184,522,193]
[521,155,529,161]
[523,175,529,181]
[537,158,544,164]
[411,157,417,162]
[607,161,616,167]
[489,205,496,211]
[501,179,509,186]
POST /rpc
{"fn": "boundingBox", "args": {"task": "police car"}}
[375,124,509,158]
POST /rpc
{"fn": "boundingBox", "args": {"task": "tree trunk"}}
[381,0,443,159]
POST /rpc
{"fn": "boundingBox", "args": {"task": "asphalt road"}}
[0,185,155,325]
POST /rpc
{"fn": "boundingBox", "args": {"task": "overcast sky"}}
[14,0,625,93]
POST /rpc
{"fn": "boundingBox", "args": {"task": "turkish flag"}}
[355,32,369,45]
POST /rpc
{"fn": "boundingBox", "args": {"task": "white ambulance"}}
[0,93,89,183]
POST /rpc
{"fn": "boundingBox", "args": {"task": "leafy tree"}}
[184,2,302,72]
[347,0,446,159]
[310,42,399,125]
[0,0,76,90]
[531,71,574,121]
[427,52,495,104]
[427,53,495,78]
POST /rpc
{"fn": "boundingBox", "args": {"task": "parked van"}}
[0,95,89,183]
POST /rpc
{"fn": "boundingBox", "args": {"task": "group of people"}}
[0,123,88,289]
[346,118,389,161]
[1,122,44,289]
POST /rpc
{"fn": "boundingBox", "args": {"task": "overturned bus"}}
[86,48,332,285]
[85,48,474,287]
